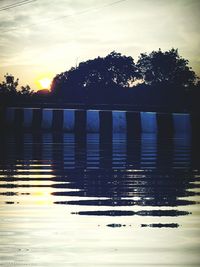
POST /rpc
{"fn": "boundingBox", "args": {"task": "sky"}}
[0,0,200,91]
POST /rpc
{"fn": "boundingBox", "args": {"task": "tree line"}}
[0,73,49,106]
[51,48,199,111]
[1,48,200,112]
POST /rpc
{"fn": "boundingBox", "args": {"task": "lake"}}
[0,132,200,266]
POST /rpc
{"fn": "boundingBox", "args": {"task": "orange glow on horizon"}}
[38,77,52,89]
[34,72,54,90]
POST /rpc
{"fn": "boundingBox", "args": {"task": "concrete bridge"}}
[1,107,198,136]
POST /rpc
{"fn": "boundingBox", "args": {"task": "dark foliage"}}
[137,48,196,87]
[1,49,199,112]
[0,74,34,105]
[50,49,199,111]
[51,51,140,104]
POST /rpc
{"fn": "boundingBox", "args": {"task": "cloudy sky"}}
[0,0,199,90]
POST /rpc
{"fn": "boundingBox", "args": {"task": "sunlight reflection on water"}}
[0,132,200,266]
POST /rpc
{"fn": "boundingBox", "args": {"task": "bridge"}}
[1,107,198,136]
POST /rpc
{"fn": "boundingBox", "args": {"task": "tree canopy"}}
[0,74,33,97]
[50,49,199,108]
[0,74,34,106]
[1,49,199,112]
[51,51,139,101]
[137,48,196,87]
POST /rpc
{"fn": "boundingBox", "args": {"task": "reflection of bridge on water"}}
[0,130,199,228]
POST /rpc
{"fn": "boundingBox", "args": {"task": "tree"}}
[20,85,33,96]
[50,49,199,109]
[0,74,33,97]
[51,51,140,103]
[0,74,19,96]
[137,48,197,87]
[0,74,34,107]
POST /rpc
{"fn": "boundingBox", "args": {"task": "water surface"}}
[0,132,200,266]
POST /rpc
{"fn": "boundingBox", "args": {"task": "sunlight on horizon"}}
[38,77,52,90]
[0,0,199,91]
[33,72,54,90]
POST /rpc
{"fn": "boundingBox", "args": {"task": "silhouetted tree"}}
[51,51,140,103]
[0,74,33,97]
[20,85,33,96]
[137,48,197,87]
[0,74,19,96]
[0,74,34,106]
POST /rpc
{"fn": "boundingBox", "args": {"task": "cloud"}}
[0,0,199,90]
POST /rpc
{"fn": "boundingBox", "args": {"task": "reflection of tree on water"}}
[191,116,200,172]
[0,132,199,224]
[50,133,198,217]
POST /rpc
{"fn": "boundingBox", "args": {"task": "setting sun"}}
[38,77,51,89]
